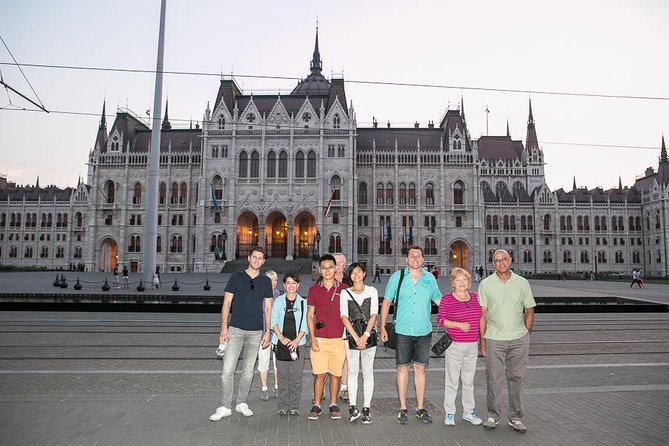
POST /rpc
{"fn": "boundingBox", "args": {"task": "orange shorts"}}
[310,337,346,376]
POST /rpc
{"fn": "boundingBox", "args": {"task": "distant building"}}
[1,31,667,277]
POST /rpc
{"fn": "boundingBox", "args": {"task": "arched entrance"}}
[236,212,259,258]
[448,240,469,270]
[99,237,118,272]
[293,212,317,258]
[266,211,287,258]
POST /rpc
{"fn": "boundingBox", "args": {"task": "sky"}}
[1,0,668,192]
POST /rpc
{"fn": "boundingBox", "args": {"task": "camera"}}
[315,321,325,329]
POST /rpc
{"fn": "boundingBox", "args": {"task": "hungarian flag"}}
[323,188,335,217]
[211,183,221,210]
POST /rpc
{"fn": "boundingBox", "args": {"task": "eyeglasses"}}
[249,279,255,290]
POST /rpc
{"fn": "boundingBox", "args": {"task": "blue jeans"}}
[395,333,431,367]
[220,326,262,408]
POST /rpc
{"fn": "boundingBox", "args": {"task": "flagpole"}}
[142,0,167,285]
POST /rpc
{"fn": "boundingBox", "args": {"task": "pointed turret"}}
[618,176,623,190]
[572,176,577,192]
[657,135,669,186]
[310,26,323,76]
[161,99,172,130]
[94,100,107,152]
[525,98,539,151]
[460,96,466,122]
[35,175,40,188]
[506,120,510,137]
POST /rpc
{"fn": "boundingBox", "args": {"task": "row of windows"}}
[1,212,80,228]
[217,112,343,129]
[358,181,466,206]
[3,245,77,258]
[104,181,190,205]
[485,249,651,264]
[238,150,317,179]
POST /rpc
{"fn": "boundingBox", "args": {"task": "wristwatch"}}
[363,331,371,337]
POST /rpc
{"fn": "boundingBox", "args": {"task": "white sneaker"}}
[444,413,455,426]
[235,403,254,417]
[209,406,231,421]
[462,410,483,425]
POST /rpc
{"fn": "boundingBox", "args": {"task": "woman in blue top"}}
[271,272,309,416]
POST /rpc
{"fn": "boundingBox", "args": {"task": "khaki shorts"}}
[310,337,346,376]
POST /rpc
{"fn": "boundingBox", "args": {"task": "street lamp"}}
[314,230,321,259]
[222,230,228,261]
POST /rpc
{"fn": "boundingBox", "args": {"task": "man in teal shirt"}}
[479,249,536,433]
[380,246,441,425]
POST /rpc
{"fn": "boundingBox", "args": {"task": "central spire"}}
[310,25,322,76]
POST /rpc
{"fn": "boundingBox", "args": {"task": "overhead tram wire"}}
[1,61,668,102]
[0,105,662,152]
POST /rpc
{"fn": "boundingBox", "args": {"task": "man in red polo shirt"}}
[307,254,348,420]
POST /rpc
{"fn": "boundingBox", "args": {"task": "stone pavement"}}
[1,306,668,446]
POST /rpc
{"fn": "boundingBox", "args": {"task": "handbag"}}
[384,269,405,350]
[344,290,377,349]
[431,332,452,356]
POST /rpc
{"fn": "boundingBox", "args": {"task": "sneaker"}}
[209,406,231,421]
[416,408,433,424]
[349,406,361,422]
[483,417,499,429]
[329,404,341,420]
[308,405,321,420]
[396,409,408,425]
[339,388,349,402]
[462,410,483,425]
[444,413,455,426]
[273,387,279,398]
[235,403,253,417]
[508,420,527,433]
[277,409,288,416]
[289,409,300,416]
[261,390,269,401]
[361,407,372,424]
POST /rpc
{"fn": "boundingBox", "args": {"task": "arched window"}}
[239,151,248,178]
[170,182,178,204]
[40,246,49,258]
[267,150,277,178]
[492,215,499,230]
[399,183,407,205]
[159,182,166,204]
[453,181,464,204]
[424,237,437,255]
[328,234,342,253]
[486,215,492,230]
[542,250,552,263]
[385,182,394,205]
[425,183,435,205]
[133,182,142,204]
[510,215,516,230]
[218,115,225,129]
[376,183,384,205]
[295,150,305,178]
[278,150,288,178]
[408,183,416,205]
[358,182,368,205]
[333,114,341,129]
[250,151,260,178]
[523,250,532,263]
[566,216,573,230]
[600,216,607,231]
[171,235,183,253]
[307,150,317,178]
[528,215,534,230]
[563,250,572,263]
[330,175,342,200]
[179,183,188,205]
[543,214,551,230]
[503,216,510,230]
[560,216,566,231]
[520,216,527,230]
[357,236,369,255]
[106,181,115,204]
[618,216,624,231]
[580,250,589,263]
[76,212,83,227]
[156,235,162,253]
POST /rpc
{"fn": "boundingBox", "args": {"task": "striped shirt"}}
[436,291,482,343]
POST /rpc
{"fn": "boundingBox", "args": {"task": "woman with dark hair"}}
[340,262,378,424]
[270,272,308,416]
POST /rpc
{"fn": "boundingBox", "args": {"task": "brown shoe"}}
[329,404,341,420]
[308,405,321,420]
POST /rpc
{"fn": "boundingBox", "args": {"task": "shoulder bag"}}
[274,300,304,361]
[345,289,378,349]
[384,269,405,350]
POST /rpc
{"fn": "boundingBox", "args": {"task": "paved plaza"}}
[0,272,668,445]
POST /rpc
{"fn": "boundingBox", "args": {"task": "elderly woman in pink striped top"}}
[436,267,483,427]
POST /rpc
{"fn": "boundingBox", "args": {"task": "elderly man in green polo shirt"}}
[478,249,536,433]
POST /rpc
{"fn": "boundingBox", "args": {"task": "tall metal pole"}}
[142,0,167,285]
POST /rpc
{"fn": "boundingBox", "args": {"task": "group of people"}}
[209,245,536,434]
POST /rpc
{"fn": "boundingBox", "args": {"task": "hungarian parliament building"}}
[1,33,668,277]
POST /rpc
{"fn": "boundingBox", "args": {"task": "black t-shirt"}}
[224,271,272,331]
[282,299,297,339]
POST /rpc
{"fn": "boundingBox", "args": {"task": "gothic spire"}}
[661,134,667,163]
[506,119,510,137]
[99,100,107,130]
[95,99,107,152]
[161,99,171,130]
[460,96,466,122]
[310,26,323,76]
[618,176,623,190]
[572,176,577,192]
[525,98,539,151]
